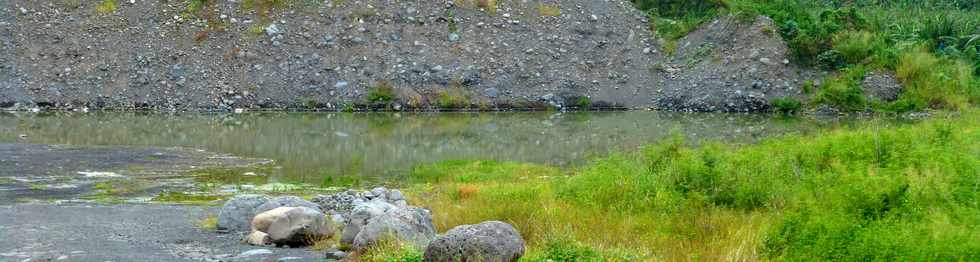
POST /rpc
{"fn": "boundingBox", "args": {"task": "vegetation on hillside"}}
[386,110,979,260]
[635,0,980,113]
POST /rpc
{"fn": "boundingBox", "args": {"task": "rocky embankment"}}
[1,0,823,112]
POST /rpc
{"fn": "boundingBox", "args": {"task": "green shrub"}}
[832,30,886,65]
[367,81,395,104]
[438,89,468,109]
[772,97,802,114]
[635,0,725,40]
[813,69,867,112]
[576,96,592,109]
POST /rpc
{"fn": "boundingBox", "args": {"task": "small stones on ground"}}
[237,249,274,258]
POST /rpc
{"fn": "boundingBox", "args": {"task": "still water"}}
[0,111,876,183]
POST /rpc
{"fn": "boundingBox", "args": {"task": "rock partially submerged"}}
[424,221,526,262]
[246,206,335,246]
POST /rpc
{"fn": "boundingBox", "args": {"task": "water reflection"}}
[0,111,885,183]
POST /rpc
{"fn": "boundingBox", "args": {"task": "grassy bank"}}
[639,0,980,113]
[384,110,980,261]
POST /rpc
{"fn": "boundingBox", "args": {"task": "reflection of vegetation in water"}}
[0,111,896,185]
[398,110,979,261]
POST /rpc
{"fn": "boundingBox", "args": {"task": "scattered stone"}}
[424,221,526,262]
[237,249,274,258]
[265,24,281,36]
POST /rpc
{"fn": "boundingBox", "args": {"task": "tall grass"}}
[403,110,980,260]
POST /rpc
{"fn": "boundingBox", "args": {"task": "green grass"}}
[405,109,980,260]
[195,214,218,230]
[367,81,396,104]
[813,67,868,112]
[895,49,977,111]
[356,237,424,262]
[96,0,117,14]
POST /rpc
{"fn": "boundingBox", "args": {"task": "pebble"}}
[238,249,274,258]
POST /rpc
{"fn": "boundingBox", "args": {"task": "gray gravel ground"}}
[0,203,322,262]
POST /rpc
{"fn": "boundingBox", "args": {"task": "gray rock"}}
[484,88,499,98]
[424,221,525,262]
[246,207,335,246]
[341,200,397,244]
[218,194,271,232]
[341,200,435,251]
[449,33,460,42]
[265,24,281,36]
[324,249,347,260]
[277,257,303,261]
[352,206,435,250]
[861,71,903,102]
[254,196,322,215]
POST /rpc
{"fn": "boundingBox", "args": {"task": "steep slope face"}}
[0,0,660,110]
[658,15,813,112]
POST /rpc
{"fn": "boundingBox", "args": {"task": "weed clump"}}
[96,0,117,14]
[772,97,802,114]
[367,81,395,104]
[538,4,561,17]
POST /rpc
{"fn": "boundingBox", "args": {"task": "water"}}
[0,111,873,184]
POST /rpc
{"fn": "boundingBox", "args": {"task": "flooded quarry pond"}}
[0,111,890,186]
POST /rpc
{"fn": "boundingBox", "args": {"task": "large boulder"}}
[245,206,335,246]
[423,221,525,262]
[218,194,271,232]
[340,200,436,251]
[254,196,322,214]
[861,71,903,102]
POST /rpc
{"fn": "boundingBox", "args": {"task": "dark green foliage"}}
[772,97,802,114]
[814,68,867,112]
[633,0,725,40]
[367,81,395,104]
[631,0,726,18]
[576,96,592,109]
